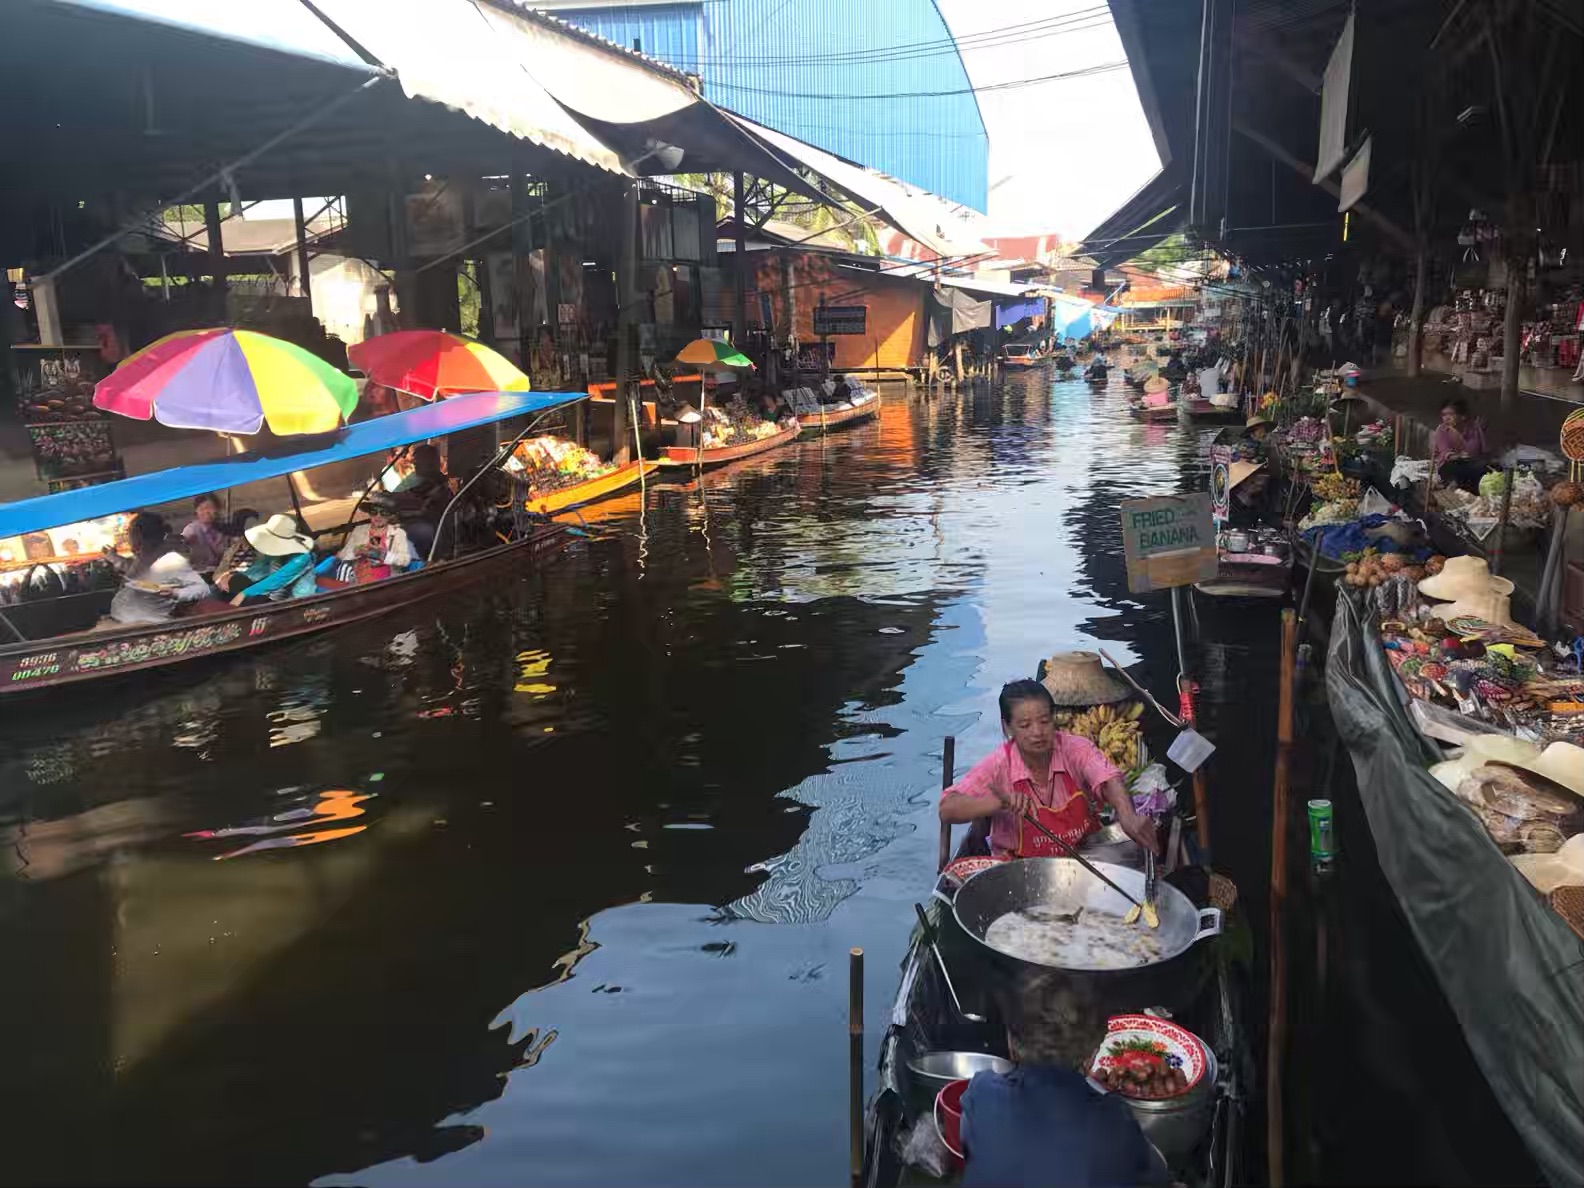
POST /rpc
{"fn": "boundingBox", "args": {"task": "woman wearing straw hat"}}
[1243,414,1274,444]
[214,513,319,606]
[1226,460,1277,529]
[939,668,1159,860]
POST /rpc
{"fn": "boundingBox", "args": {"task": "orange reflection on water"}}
[187,788,375,861]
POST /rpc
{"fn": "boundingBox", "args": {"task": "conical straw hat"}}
[1040,651,1131,706]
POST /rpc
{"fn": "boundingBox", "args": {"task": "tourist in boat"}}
[392,443,451,557]
[938,678,1159,857]
[824,374,853,405]
[961,972,1166,1187]
[214,514,318,605]
[335,495,414,583]
[1433,397,1491,492]
[180,493,237,574]
[106,512,212,625]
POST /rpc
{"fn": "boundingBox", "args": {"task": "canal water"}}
[0,375,1538,1186]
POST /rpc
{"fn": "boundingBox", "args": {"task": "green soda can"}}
[1307,798,1336,860]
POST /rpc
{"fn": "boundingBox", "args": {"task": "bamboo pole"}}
[1267,607,1298,1188]
[849,947,865,1188]
[938,735,956,872]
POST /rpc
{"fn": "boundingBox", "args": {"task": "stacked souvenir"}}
[507,436,616,493]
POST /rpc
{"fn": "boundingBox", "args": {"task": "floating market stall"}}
[504,435,659,515]
[1326,586,1584,1188]
[660,396,799,469]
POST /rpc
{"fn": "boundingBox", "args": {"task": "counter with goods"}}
[1326,580,1584,1188]
[0,514,129,639]
[661,398,800,468]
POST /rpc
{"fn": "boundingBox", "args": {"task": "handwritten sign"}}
[1121,494,1217,593]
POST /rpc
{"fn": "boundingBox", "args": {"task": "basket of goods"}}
[1311,472,1360,503]
[508,436,616,494]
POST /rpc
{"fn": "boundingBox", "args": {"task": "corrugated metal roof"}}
[543,0,989,210]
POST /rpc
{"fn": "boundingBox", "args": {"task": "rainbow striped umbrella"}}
[94,329,358,435]
[348,331,530,401]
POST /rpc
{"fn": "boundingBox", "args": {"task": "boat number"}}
[10,652,61,682]
[249,617,269,637]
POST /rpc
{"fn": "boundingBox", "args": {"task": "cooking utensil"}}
[906,1050,1013,1097]
[949,858,1223,1016]
[914,902,986,1024]
[1020,812,1145,912]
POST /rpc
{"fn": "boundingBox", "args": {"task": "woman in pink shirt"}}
[939,680,1159,859]
[1433,397,1491,493]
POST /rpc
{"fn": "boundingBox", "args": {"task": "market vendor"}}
[961,972,1166,1187]
[938,678,1159,858]
[1226,460,1280,529]
[1243,413,1274,444]
[1433,397,1492,492]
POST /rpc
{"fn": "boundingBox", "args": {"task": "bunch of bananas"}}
[1055,701,1144,769]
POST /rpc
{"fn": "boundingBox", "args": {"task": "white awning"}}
[936,274,1041,300]
[307,0,628,173]
[723,113,988,260]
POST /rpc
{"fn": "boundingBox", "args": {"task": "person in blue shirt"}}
[214,514,319,606]
[960,973,1166,1188]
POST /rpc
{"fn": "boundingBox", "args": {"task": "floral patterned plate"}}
[941,855,1006,885]
[1090,1013,1209,1095]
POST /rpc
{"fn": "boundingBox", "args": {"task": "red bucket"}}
[933,1078,968,1170]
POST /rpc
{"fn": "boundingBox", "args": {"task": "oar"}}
[1020,812,1146,914]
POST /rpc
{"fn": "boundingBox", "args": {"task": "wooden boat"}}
[0,390,584,697]
[1194,549,1293,599]
[524,458,660,515]
[1185,399,1243,422]
[1001,345,1046,369]
[1130,401,1180,423]
[659,421,801,469]
[861,820,1248,1188]
[797,393,880,434]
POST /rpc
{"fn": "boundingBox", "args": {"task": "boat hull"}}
[0,525,570,695]
[524,459,659,514]
[659,422,800,468]
[797,400,879,434]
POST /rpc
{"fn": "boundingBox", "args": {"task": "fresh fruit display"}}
[507,436,615,493]
[1551,481,1583,509]
[1343,550,1427,588]
[1055,701,1144,769]
[701,398,789,448]
[1311,471,1360,502]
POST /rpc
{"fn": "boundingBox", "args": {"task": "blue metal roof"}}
[0,390,581,538]
[550,0,989,211]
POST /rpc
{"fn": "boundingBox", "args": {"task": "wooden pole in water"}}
[849,946,864,1188]
[1268,607,1298,1188]
[938,735,956,873]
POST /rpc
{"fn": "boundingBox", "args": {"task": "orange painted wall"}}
[741,251,927,370]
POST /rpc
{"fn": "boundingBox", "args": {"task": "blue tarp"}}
[995,298,1045,330]
[0,389,581,538]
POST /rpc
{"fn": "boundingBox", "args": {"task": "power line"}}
[708,61,1128,102]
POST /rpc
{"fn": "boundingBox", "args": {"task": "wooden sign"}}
[1121,494,1217,593]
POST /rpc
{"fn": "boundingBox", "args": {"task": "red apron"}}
[1014,769,1099,857]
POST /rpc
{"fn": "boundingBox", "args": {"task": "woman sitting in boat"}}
[1226,461,1279,529]
[335,495,414,583]
[106,512,212,625]
[179,492,238,575]
[938,676,1158,858]
[213,514,319,606]
[962,972,1166,1187]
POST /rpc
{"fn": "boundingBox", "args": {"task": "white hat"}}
[244,513,312,557]
[1040,651,1131,706]
[1510,832,1584,894]
[1419,556,1514,602]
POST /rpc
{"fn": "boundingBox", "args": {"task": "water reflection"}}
[3,377,1278,1187]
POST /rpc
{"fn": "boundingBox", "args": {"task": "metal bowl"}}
[1117,1046,1220,1165]
[906,1050,1013,1096]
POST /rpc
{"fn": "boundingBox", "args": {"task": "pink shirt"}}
[942,736,1122,858]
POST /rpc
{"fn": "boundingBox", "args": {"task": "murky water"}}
[0,376,1536,1186]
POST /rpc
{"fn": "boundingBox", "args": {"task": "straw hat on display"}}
[1419,555,1514,602]
[1143,376,1170,395]
[245,513,312,556]
[1228,460,1266,491]
[1040,651,1131,706]
[1467,736,1584,799]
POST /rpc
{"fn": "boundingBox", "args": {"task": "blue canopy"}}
[0,389,581,538]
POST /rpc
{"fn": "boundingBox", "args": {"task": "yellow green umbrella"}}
[672,338,754,369]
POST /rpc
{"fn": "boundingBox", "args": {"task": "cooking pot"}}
[1113,1045,1219,1165]
[944,858,1222,1016]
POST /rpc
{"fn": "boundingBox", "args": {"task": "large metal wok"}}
[943,858,1222,1016]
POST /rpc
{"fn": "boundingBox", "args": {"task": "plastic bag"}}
[1357,487,1395,518]
[1391,456,1432,489]
[901,1118,951,1178]
[1129,763,1177,816]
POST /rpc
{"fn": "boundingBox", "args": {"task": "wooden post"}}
[510,164,535,373]
[292,196,314,316]
[938,735,956,872]
[1268,606,1298,1188]
[849,947,865,1188]
[204,197,227,296]
[1491,466,1516,577]
[1499,247,1524,431]
[613,180,637,466]
[733,171,748,346]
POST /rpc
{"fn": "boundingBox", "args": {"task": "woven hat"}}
[1244,414,1274,432]
[1510,832,1584,894]
[1419,555,1514,602]
[244,513,311,557]
[1228,460,1265,491]
[1143,375,1170,396]
[1468,737,1584,799]
[1437,591,1520,629]
[1040,651,1131,706]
